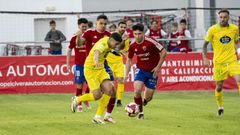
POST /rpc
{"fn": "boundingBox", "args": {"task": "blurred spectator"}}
[178,19,192,52]
[126,18,134,38]
[145,20,167,40]
[169,22,181,52]
[44,20,66,55]
[88,21,93,28]
[109,24,117,33]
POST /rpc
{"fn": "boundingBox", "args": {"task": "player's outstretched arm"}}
[66,48,72,73]
[202,41,210,67]
[94,50,101,67]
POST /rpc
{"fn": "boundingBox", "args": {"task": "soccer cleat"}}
[217,108,224,117]
[70,96,78,113]
[116,100,122,107]
[138,113,144,120]
[77,105,83,112]
[104,115,116,123]
[92,117,105,124]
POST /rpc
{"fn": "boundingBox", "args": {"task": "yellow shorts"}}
[214,61,240,81]
[108,62,124,78]
[84,67,110,91]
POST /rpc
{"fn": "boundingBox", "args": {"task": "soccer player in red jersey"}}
[67,18,90,112]
[145,20,167,40]
[125,23,167,119]
[76,15,111,55]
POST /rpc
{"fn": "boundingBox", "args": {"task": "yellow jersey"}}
[205,24,239,64]
[84,37,111,69]
[106,38,130,63]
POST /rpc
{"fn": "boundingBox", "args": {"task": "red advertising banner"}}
[0,53,238,94]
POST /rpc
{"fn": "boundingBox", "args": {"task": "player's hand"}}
[151,66,161,78]
[203,58,210,67]
[67,65,71,73]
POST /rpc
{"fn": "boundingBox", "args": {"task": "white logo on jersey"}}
[94,36,97,39]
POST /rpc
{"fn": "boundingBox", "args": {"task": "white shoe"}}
[92,117,105,124]
[104,115,116,123]
[70,96,78,113]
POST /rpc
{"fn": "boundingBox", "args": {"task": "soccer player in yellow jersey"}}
[71,33,122,124]
[202,9,240,117]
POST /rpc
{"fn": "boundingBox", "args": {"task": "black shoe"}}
[138,113,144,120]
[116,100,122,107]
[217,108,224,117]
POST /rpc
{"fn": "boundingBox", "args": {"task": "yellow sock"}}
[215,89,223,107]
[117,83,124,100]
[96,94,110,116]
[78,93,95,103]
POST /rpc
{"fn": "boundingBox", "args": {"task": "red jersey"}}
[179,28,191,52]
[128,36,164,72]
[68,36,86,65]
[82,29,111,56]
[149,29,163,39]
[126,28,134,38]
[169,31,180,51]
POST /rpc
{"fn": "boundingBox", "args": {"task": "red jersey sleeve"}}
[148,37,164,52]
[68,36,76,49]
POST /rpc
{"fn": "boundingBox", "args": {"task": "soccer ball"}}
[125,102,139,117]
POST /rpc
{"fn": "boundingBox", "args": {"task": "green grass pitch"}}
[0,91,239,135]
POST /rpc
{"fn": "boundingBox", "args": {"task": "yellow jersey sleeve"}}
[234,26,239,42]
[205,26,214,42]
[123,38,130,51]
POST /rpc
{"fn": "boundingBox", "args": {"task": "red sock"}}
[107,97,116,113]
[134,96,143,112]
[76,88,82,105]
[85,86,90,93]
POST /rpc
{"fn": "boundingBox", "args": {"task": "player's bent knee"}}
[92,90,102,100]
[101,79,114,96]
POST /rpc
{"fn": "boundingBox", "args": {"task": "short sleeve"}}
[235,26,239,42]
[123,39,130,51]
[68,36,75,49]
[205,27,213,42]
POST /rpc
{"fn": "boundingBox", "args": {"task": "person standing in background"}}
[45,20,66,55]
[178,19,192,52]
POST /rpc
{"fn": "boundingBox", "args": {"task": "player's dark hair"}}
[110,32,122,43]
[132,23,144,32]
[180,19,187,24]
[97,14,108,21]
[78,18,88,25]
[118,21,126,26]
[218,9,230,15]
[109,24,117,29]
[50,20,56,25]
[88,21,93,28]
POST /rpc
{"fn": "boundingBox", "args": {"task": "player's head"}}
[49,20,56,30]
[117,21,127,35]
[132,23,144,43]
[180,19,187,29]
[78,18,88,33]
[150,20,158,30]
[109,24,117,33]
[126,18,134,29]
[88,21,93,28]
[108,32,122,49]
[171,22,178,32]
[96,14,108,32]
[218,9,230,27]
